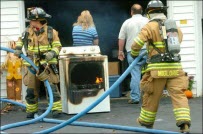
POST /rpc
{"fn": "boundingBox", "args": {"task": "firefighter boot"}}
[180,124,190,133]
[52,110,62,118]
[26,112,37,118]
[136,118,153,129]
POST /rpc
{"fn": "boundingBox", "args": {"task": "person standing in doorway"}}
[118,4,149,104]
[72,10,99,46]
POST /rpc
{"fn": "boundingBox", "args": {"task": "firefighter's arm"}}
[131,25,151,58]
[45,29,62,61]
[15,26,31,57]
[14,37,23,57]
[52,29,62,55]
[131,37,143,58]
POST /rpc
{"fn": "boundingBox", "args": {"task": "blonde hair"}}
[73,10,95,30]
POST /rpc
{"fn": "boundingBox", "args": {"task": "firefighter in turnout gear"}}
[14,7,62,118]
[131,0,191,133]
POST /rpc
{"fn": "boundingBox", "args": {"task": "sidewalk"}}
[1,97,202,133]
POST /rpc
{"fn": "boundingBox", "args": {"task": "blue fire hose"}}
[0,98,26,108]
[0,46,54,131]
[41,118,179,134]
[0,46,179,134]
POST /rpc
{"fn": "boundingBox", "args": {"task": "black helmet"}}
[27,7,51,21]
[145,0,168,14]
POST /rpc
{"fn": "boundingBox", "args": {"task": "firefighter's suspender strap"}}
[47,26,53,47]
[148,19,166,54]
[149,40,163,54]
[22,26,30,51]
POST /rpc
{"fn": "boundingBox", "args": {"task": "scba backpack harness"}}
[148,19,181,63]
[22,26,58,81]
[22,26,53,51]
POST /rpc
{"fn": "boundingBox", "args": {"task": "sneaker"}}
[26,112,37,118]
[128,99,139,104]
[136,118,153,129]
[180,124,190,133]
[52,110,62,118]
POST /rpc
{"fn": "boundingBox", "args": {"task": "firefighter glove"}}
[14,49,23,58]
[45,51,56,61]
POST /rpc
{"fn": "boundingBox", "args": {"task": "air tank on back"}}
[164,19,180,61]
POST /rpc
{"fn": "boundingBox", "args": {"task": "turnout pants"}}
[24,67,62,113]
[139,70,191,127]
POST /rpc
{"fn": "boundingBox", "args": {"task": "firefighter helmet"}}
[145,0,168,14]
[27,7,51,21]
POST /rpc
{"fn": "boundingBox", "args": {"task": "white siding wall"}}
[167,1,202,96]
[194,1,203,97]
[0,1,25,98]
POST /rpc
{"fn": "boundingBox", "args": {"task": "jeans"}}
[127,49,147,102]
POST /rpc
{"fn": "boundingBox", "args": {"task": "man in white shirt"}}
[118,4,148,104]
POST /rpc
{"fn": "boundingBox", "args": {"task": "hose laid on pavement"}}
[0,46,54,131]
[0,98,26,108]
[42,118,179,134]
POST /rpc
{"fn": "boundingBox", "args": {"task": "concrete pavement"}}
[1,97,202,133]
